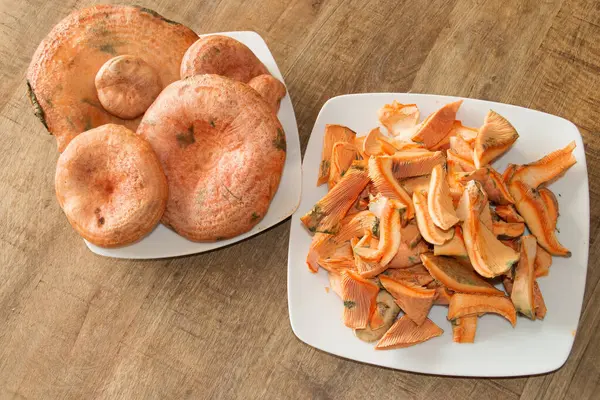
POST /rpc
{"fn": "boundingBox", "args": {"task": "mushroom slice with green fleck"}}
[328,141,361,189]
[387,240,430,269]
[457,166,515,205]
[368,156,414,218]
[340,270,379,329]
[387,151,445,181]
[420,253,504,296]
[301,161,370,234]
[452,315,478,343]
[434,226,467,258]
[458,181,519,278]
[316,124,356,186]
[306,210,376,272]
[379,275,435,326]
[511,235,537,319]
[473,110,519,168]
[355,290,401,342]
[354,198,404,270]
[448,293,517,327]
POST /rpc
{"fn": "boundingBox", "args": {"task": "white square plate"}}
[287,93,589,377]
[86,31,301,259]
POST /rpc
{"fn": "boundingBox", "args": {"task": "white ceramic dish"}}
[287,93,589,377]
[87,31,301,259]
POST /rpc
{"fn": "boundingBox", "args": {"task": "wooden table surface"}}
[1,0,599,398]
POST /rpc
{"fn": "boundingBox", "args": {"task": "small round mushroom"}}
[354,290,401,342]
[95,55,162,119]
[248,74,286,114]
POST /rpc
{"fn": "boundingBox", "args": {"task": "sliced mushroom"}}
[354,290,401,342]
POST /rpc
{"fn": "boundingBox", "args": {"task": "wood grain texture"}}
[0,0,599,398]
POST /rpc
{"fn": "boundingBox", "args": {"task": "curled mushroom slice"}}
[317,124,356,186]
[459,181,519,278]
[502,163,518,183]
[248,74,287,113]
[306,210,377,272]
[538,188,559,226]
[494,204,524,223]
[448,293,517,327]
[355,290,401,342]
[413,191,454,245]
[352,234,384,278]
[377,101,420,139]
[368,156,414,219]
[375,316,443,350]
[302,161,370,234]
[428,164,460,230]
[340,270,379,329]
[95,55,162,119]
[353,198,403,268]
[509,180,570,256]
[503,276,547,319]
[492,220,525,239]
[362,128,397,156]
[509,141,576,189]
[457,166,515,205]
[534,244,552,277]
[511,235,537,319]
[411,100,463,149]
[421,253,504,296]
[328,142,361,189]
[474,110,519,168]
[452,315,478,343]
[389,151,445,181]
[379,275,435,326]
[455,180,487,222]
[446,156,465,205]
[434,226,467,257]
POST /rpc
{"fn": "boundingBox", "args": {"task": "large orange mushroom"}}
[137,74,286,241]
[55,124,168,247]
[27,5,198,151]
